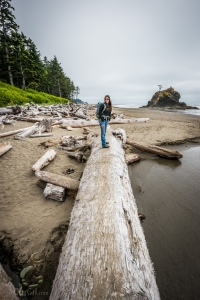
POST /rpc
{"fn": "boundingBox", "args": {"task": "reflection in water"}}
[156,157,182,169]
[128,145,200,300]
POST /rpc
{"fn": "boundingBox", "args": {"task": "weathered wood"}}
[32,149,56,172]
[61,117,150,128]
[39,136,86,148]
[37,179,77,198]
[43,183,66,201]
[125,153,141,164]
[0,263,19,300]
[126,139,183,159]
[67,151,87,163]
[0,142,12,157]
[14,116,43,122]
[14,119,52,140]
[50,127,160,300]
[30,133,53,138]
[35,170,79,191]
[112,128,127,146]
[14,125,37,140]
[0,126,34,138]
[0,105,21,115]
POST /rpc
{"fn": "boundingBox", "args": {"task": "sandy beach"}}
[0,107,200,298]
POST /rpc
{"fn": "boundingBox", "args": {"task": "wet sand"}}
[0,107,200,298]
[128,142,200,300]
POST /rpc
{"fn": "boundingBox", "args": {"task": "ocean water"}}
[114,104,200,116]
[128,143,200,300]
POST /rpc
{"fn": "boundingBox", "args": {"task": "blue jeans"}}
[99,119,108,147]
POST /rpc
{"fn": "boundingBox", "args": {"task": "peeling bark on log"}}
[125,153,141,164]
[32,149,56,172]
[0,264,19,300]
[126,139,183,159]
[43,183,66,201]
[0,142,12,157]
[35,170,79,191]
[50,127,160,300]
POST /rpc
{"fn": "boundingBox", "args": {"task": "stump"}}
[43,183,66,201]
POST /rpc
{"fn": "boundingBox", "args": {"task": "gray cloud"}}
[12,0,200,105]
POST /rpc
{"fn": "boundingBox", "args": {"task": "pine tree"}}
[0,0,19,85]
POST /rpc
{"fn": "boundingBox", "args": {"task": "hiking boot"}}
[102,145,110,148]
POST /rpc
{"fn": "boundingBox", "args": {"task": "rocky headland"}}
[142,87,199,110]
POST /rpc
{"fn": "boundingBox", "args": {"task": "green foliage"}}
[0,81,70,107]
[0,1,78,100]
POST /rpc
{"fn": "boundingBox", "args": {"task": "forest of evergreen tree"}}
[0,0,78,100]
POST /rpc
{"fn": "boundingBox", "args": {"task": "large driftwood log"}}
[43,183,66,201]
[32,149,56,172]
[50,127,160,300]
[126,139,183,159]
[0,142,12,157]
[35,170,79,191]
[0,263,19,300]
[61,117,150,128]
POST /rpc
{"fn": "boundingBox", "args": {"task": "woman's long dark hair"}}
[104,95,112,111]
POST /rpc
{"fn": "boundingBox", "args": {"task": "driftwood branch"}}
[125,153,141,164]
[126,139,183,159]
[0,142,12,157]
[32,149,56,172]
[35,170,79,191]
[50,127,160,300]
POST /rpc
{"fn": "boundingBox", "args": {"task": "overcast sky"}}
[12,0,200,105]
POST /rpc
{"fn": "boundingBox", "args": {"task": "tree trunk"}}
[0,142,12,157]
[35,170,79,191]
[32,149,56,172]
[50,127,160,300]
[126,139,183,159]
[5,44,14,86]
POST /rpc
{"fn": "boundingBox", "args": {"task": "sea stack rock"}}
[146,87,187,109]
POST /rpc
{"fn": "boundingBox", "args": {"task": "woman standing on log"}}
[99,95,112,148]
